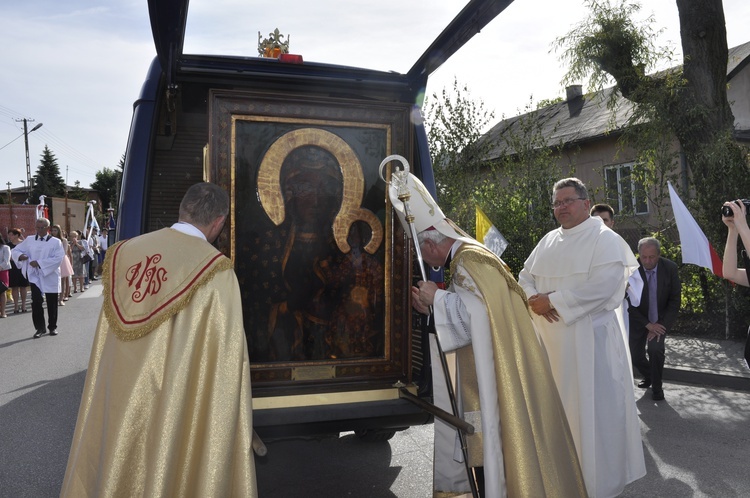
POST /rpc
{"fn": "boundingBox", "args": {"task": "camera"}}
[721,199,750,217]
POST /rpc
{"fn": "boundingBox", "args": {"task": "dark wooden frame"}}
[208,90,413,391]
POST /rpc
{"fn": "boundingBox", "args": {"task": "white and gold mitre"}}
[378,155,477,246]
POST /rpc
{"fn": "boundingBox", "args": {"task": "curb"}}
[664,367,750,391]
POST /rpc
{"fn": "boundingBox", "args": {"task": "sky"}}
[2,0,750,194]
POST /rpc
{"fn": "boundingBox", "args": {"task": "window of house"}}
[604,163,648,215]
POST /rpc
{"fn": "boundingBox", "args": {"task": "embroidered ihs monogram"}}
[126,254,168,303]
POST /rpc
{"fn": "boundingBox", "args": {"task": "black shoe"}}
[33,330,46,339]
[638,379,651,389]
[652,389,665,401]
[49,329,59,336]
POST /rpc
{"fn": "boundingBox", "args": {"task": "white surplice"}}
[11,234,64,293]
[519,216,646,498]
[430,240,506,498]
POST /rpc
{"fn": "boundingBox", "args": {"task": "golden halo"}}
[257,128,383,254]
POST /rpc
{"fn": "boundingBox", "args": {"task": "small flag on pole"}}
[476,206,508,258]
[668,181,723,277]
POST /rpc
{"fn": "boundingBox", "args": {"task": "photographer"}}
[722,200,750,286]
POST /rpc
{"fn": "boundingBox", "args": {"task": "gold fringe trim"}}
[452,245,529,308]
[102,243,234,342]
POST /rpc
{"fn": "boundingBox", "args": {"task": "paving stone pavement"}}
[663,334,750,393]
[667,334,749,377]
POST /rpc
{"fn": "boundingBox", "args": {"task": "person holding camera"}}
[722,199,750,286]
[722,199,750,368]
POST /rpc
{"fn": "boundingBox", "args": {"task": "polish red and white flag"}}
[668,181,723,277]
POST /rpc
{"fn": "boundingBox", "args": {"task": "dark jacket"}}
[629,257,681,331]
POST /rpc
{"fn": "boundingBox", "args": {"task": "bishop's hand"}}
[411,281,438,315]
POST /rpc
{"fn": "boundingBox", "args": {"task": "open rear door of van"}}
[122,0,515,439]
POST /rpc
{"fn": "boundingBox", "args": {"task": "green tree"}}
[555,0,750,245]
[91,155,123,213]
[424,83,564,274]
[31,145,66,203]
[556,0,750,338]
[423,78,496,231]
[476,100,565,274]
[69,180,88,201]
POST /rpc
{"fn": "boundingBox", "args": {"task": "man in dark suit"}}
[629,237,681,401]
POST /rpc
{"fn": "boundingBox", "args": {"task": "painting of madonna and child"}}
[232,122,401,366]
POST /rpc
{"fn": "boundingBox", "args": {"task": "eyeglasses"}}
[552,197,585,209]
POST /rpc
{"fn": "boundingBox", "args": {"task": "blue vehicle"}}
[118,0,513,440]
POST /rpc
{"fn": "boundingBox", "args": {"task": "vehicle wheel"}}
[354,429,397,442]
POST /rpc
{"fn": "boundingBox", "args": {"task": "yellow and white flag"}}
[476,206,508,258]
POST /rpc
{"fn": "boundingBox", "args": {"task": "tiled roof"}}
[728,40,750,78]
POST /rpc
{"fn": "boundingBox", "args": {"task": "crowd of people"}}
[2,222,109,332]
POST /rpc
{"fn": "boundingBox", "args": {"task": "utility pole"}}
[65,165,70,233]
[6,182,13,226]
[16,118,43,196]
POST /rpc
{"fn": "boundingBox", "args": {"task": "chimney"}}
[566,85,583,101]
[566,85,584,117]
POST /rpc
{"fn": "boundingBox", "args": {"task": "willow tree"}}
[556,0,749,245]
[556,0,750,337]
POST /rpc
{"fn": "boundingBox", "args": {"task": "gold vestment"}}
[61,228,257,497]
[449,245,587,497]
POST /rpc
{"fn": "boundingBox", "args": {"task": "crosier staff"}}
[379,154,478,498]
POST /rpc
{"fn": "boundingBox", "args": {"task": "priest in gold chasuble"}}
[389,172,587,498]
[61,183,257,498]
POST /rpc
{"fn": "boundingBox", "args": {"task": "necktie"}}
[647,269,658,323]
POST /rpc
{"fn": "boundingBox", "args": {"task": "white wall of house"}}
[728,63,750,130]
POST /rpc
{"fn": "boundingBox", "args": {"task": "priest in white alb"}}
[519,177,646,498]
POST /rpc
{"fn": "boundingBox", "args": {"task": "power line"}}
[0,132,24,151]
[1,104,119,184]
[0,104,24,120]
[33,127,103,171]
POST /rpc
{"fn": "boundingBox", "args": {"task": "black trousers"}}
[30,283,58,332]
[629,328,666,390]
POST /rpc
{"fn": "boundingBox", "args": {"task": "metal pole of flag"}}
[379,155,478,498]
